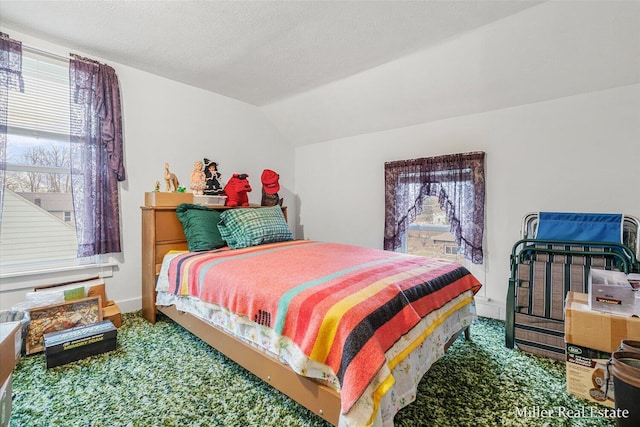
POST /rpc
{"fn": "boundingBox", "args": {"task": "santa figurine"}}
[261,169,283,206]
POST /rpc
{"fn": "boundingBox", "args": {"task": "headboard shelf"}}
[141,203,287,323]
[144,191,193,206]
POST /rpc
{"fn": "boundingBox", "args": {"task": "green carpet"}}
[10,313,617,427]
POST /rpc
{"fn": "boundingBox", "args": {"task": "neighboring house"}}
[406,198,461,261]
[0,190,77,265]
[407,224,460,261]
[16,192,75,225]
[431,231,460,258]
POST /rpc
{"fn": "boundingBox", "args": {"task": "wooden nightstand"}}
[0,321,21,427]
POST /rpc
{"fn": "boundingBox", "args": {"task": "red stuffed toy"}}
[261,169,283,207]
[224,173,252,207]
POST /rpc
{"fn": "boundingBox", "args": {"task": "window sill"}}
[0,260,116,292]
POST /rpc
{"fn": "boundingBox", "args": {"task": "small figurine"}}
[203,158,224,196]
[154,180,160,192]
[261,169,283,207]
[163,163,180,192]
[189,160,206,195]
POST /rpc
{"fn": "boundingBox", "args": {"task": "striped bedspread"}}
[166,240,481,416]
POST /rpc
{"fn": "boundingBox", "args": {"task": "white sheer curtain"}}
[384,152,486,264]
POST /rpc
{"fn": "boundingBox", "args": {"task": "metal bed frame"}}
[505,213,639,359]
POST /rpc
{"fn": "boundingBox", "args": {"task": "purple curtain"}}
[0,32,24,221]
[384,151,485,264]
[69,55,125,256]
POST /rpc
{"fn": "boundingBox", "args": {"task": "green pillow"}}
[218,206,293,249]
[176,203,226,251]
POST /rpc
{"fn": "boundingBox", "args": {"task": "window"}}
[0,49,80,269]
[444,244,459,256]
[405,196,464,263]
[384,152,485,264]
[1,37,123,288]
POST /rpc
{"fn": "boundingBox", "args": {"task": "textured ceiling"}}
[0,0,543,106]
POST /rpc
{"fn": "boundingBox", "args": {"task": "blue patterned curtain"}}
[384,151,485,264]
[69,54,125,256]
[0,32,24,223]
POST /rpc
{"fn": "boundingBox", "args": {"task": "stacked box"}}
[0,322,21,385]
[144,191,193,206]
[565,292,640,407]
[1,321,21,427]
[588,268,638,316]
[44,320,117,368]
[103,302,122,328]
[1,374,12,427]
[566,343,615,407]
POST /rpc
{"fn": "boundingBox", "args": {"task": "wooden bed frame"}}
[141,202,470,426]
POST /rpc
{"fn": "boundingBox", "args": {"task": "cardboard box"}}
[566,343,614,408]
[44,320,117,368]
[0,322,21,386]
[565,291,640,353]
[144,191,193,207]
[565,292,640,407]
[103,302,122,328]
[1,373,12,427]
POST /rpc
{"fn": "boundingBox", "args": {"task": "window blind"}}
[7,49,70,141]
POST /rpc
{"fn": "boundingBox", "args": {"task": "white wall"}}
[0,29,296,312]
[288,1,640,319]
[294,84,640,319]
[264,1,640,146]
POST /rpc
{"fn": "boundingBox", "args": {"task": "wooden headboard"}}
[139,203,342,425]
[140,203,287,323]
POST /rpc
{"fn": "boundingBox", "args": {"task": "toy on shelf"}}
[189,161,206,195]
[203,158,224,196]
[163,163,180,192]
[261,169,283,207]
[224,173,252,207]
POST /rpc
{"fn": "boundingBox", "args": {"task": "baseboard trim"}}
[475,297,506,321]
[116,297,141,314]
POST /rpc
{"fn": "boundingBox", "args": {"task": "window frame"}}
[383,151,485,264]
[0,47,114,285]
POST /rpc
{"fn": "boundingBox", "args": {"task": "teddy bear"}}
[224,173,252,207]
[203,158,224,196]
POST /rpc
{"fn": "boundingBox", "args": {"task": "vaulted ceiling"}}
[0,0,543,106]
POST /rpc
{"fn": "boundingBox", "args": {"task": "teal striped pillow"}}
[218,206,292,249]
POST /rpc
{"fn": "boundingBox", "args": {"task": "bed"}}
[141,202,482,426]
